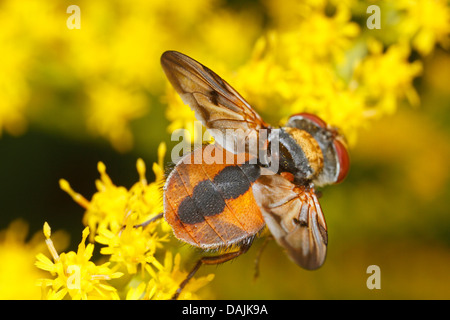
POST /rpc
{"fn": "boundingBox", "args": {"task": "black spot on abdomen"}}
[177,164,261,225]
[178,179,226,224]
[213,164,260,199]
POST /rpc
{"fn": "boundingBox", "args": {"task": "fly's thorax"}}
[283,127,324,175]
[269,127,324,182]
[285,113,350,186]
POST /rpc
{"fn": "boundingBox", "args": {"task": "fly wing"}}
[161,51,269,154]
[253,174,328,270]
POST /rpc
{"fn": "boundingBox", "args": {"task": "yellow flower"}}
[236,33,363,144]
[126,280,147,300]
[36,223,123,300]
[86,81,148,153]
[0,0,61,137]
[165,85,198,142]
[57,143,215,299]
[263,0,359,60]
[232,32,289,114]
[293,5,360,61]
[95,218,168,275]
[0,28,29,137]
[397,0,450,55]
[159,2,428,151]
[60,142,167,238]
[143,252,215,300]
[0,220,68,299]
[197,8,262,67]
[354,40,423,114]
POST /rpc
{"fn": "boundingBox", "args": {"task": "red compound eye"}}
[333,139,350,183]
[297,113,327,128]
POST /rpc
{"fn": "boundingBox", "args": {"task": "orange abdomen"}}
[164,146,265,249]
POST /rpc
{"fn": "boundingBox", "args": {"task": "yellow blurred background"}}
[0,0,449,299]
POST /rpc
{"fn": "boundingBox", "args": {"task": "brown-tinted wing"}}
[253,174,328,270]
[161,51,269,154]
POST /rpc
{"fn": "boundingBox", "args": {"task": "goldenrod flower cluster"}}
[36,223,123,299]
[164,0,449,146]
[0,0,448,300]
[35,143,214,300]
[0,220,68,299]
[0,0,448,149]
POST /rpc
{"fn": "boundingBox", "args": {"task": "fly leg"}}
[171,243,252,300]
[119,213,164,235]
[253,235,273,281]
[134,212,164,228]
